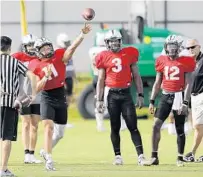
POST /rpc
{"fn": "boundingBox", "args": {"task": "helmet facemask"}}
[165,42,179,60]
[105,38,122,53]
[37,43,54,59]
[22,42,36,56]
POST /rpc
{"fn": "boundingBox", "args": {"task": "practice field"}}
[7,117,203,177]
[5,76,203,177]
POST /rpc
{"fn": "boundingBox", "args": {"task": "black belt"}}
[109,87,130,93]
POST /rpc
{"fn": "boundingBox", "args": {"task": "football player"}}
[89,32,127,132]
[95,30,149,166]
[161,35,193,135]
[12,34,42,164]
[29,23,91,171]
[149,35,196,166]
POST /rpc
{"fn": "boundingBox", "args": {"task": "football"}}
[82,8,95,21]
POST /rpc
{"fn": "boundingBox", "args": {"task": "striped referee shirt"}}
[0,54,28,107]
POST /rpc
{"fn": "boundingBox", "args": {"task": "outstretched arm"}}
[62,23,91,64]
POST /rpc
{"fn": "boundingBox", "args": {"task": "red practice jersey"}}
[30,49,66,91]
[155,55,195,92]
[12,52,37,67]
[96,47,139,88]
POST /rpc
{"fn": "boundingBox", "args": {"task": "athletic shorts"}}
[0,106,18,141]
[20,104,40,116]
[40,87,68,125]
[191,92,203,126]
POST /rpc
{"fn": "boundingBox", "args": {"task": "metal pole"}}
[41,0,45,37]
[164,0,168,28]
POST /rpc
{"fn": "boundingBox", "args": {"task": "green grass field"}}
[5,76,203,177]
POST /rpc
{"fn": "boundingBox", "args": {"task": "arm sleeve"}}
[55,48,66,61]
[95,52,105,69]
[17,60,28,76]
[181,56,196,72]
[155,56,164,73]
[12,52,23,61]
[129,47,139,64]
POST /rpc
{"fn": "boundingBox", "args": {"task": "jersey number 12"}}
[164,66,180,80]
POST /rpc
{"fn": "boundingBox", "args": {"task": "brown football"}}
[82,8,95,21]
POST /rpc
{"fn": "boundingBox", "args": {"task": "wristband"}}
[138,93,144,98]
[80,32,85,39]
[183,100,189,106]
[150,99,155,105]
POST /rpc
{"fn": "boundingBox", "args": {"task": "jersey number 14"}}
[42,64,58,80]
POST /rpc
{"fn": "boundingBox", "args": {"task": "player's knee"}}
[175,124,184,135]
[23,121,30,132]
[111,125,120,134]
[153,119,163,132]
[30,124,38,133]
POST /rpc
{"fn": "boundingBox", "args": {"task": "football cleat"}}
[196,155,203,162]
[184,152,195,162]
[30,154,43,164]
[150,157,159,165]
[138,154,151,166]
[176,160,185,167]
[24,154,31,164]
[113,155,123,165]
[0,169,15,177]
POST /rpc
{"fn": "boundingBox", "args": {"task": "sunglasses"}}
[186,45,197,50]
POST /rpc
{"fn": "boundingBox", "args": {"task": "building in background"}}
[1,1,203,72]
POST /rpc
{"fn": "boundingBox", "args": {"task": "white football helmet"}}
[164,34,180,59]
[34,37,54,58]
[22,34,38,56]
[104,30,122,52]
[56,33,71,48]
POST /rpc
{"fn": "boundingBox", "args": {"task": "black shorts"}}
[40,87,68,125]
[65,77,73,96]
[0,107,18,141]
[92,76,98,90]
[155,93,186,122]
[20,104,40,115]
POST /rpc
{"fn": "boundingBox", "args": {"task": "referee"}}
[0,36,37,176]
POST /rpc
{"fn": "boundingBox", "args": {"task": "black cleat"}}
[184,152,195,162]
[150,157,159,165]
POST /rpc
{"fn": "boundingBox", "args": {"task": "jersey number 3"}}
[112,58,122,73]
[164,66,180,80]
